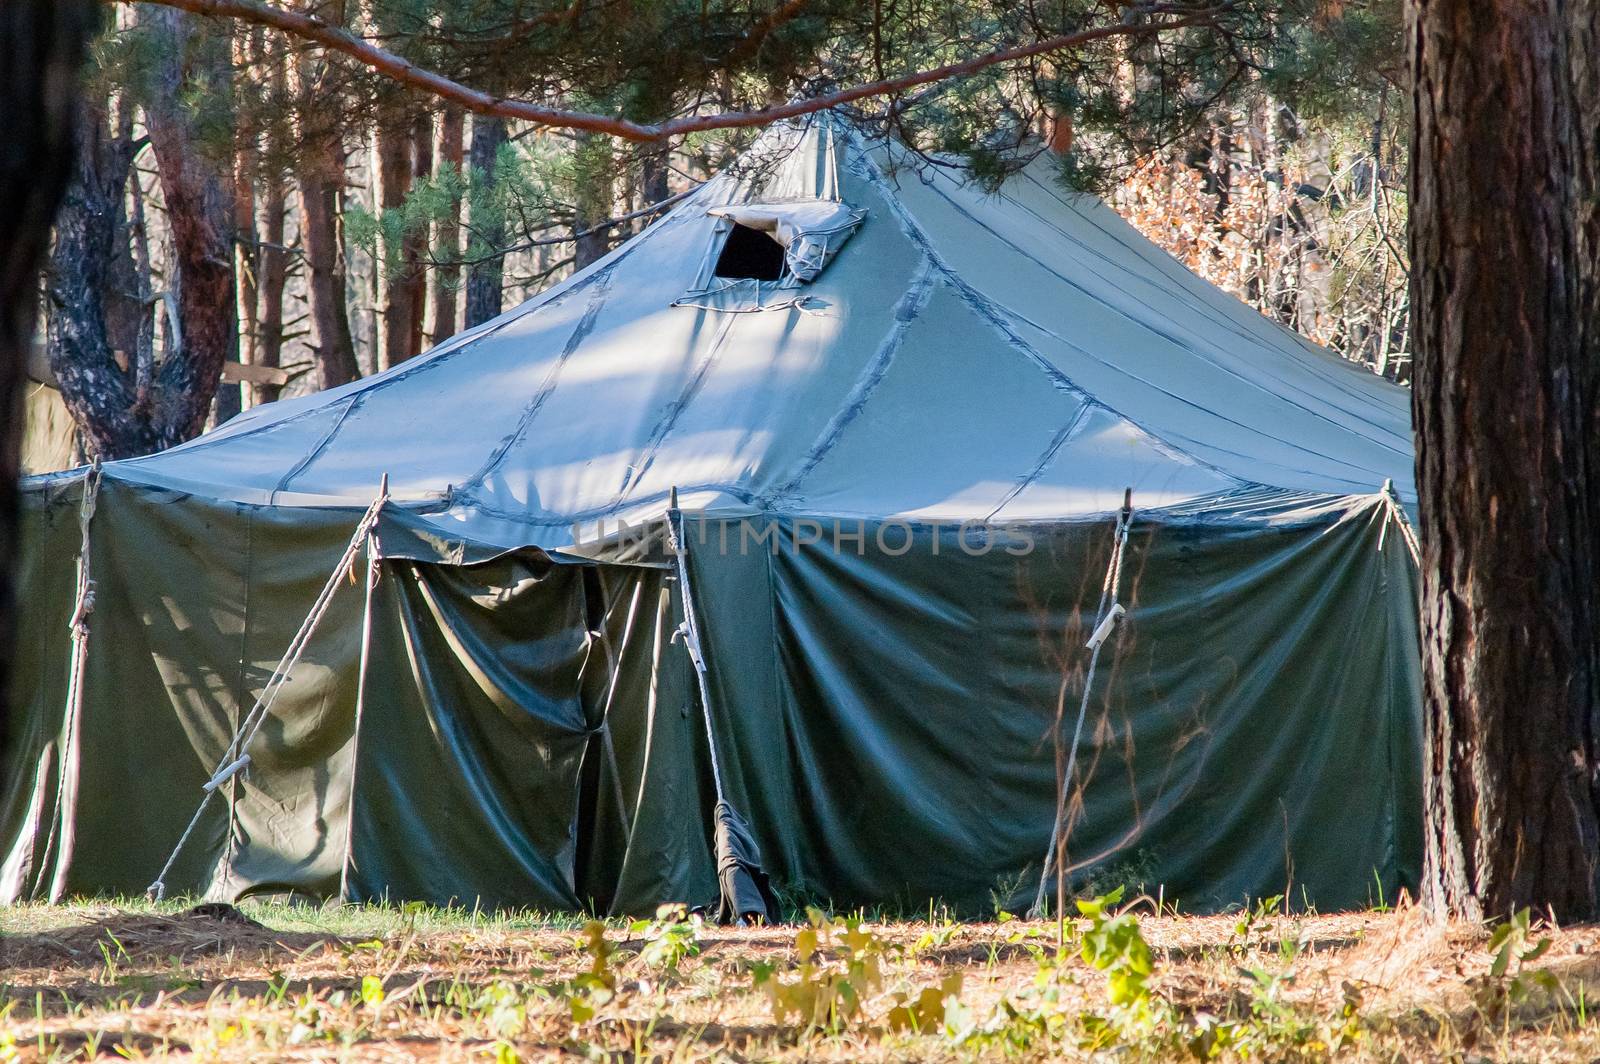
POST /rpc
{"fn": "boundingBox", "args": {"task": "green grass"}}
[1,895,590,939]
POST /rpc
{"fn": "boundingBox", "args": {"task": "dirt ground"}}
[4,897,1600,1061]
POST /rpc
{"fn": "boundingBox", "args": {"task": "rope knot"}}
[68,581,98,636]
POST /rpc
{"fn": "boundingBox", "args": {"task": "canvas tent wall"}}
[2,118,1422,914]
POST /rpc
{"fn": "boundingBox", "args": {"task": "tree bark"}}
[46,103,145,458]
[464,115,507,329]
[102,106,151,373]
[292,2,357,389]
[293,55,356,390]
[1410,0,1600,921]
[142,6,239,436]
[430,104,465,345]
[638,137,671,237]
[252,37,288,405]
[49,62,237,463]
[0,0,98,770]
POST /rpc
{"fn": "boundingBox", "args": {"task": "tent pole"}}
[1379,479,1421,567]
[340,474,388,901]
[42,460,102,903]
[665,488,777,924]
[666,488,725,800]
[1031,488,1134,920]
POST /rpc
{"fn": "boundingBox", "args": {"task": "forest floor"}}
[4,896,1600,1061]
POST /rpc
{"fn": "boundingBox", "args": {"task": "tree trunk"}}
[293,7,357,390]
[46,103,145,458]
[403,111,431,355]
[1410,0,1600,921]
[142,6,238,437]
[430,104,464,344]
[464,115,507,329]
[375,107,431,367]
[252,39,288,405]
[100,104,150,371]
[376,113,411,371]
[255,161,288,405]
[232,55,259,414]
[49,76,234,462]
[0,0,98,766]
[573,132,614,270]
[299,141,360,389]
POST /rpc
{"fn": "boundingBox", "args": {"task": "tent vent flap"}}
[676,200,865,311]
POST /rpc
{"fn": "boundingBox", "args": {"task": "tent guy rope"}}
[147,482,390,901]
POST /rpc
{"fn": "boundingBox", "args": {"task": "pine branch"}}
[107,0,1228,142]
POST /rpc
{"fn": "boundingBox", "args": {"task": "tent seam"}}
[922,170,1411,457]
[459,268,617,501]
[109,182,714,476]
[270,395,362,502]
[612,313,742,503]
[992,304,1400,487]
[759,252,939,505]
[983,402,1095,523]
[849,141,1246,490]
[1023,171,1401,412]
[1019,171,1402,410]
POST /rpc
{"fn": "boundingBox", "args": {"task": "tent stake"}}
[339,474,388,901]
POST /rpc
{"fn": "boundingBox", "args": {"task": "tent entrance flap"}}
[147,485,390,901]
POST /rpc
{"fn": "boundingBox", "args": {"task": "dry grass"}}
[4,897,1600,1061]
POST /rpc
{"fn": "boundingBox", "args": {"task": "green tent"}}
[2,119,1421,916]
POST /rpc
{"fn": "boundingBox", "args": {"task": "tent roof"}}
[98,118,1414,553]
